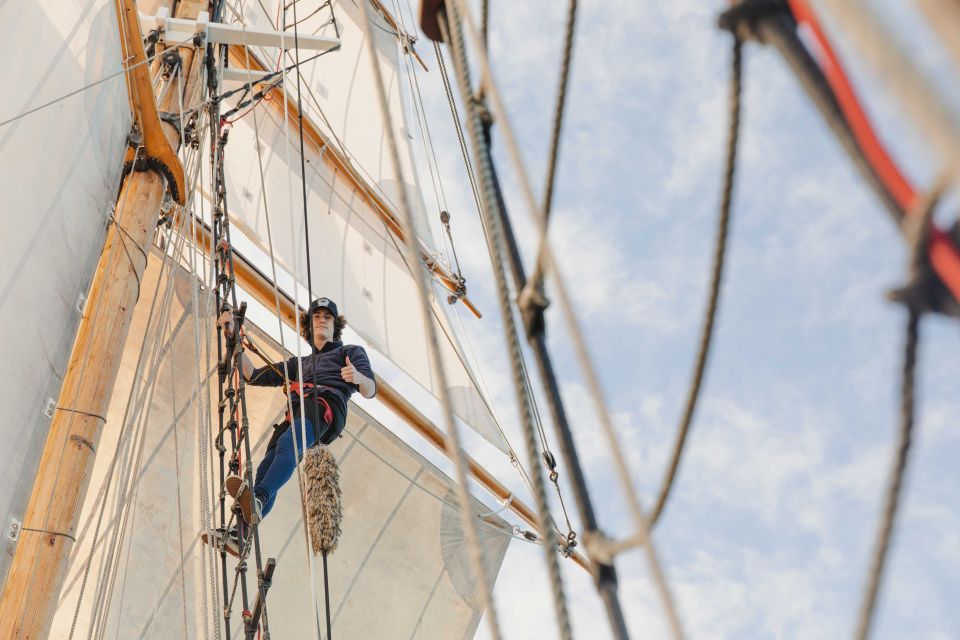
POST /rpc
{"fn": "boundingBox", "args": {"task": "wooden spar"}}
[224,44,483,319]
[368,0,429,71]
[0,1,204,636]
[188,219,590,572]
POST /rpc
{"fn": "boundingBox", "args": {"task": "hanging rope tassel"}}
[305,446,343,555]
[304,445,341,639]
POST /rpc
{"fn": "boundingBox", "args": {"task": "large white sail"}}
[234,0,434,245]
[0,0,130,584]
[49,255,511,638]
[214,3,507,452]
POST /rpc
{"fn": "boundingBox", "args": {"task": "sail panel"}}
[50,255,511,639]
[220,92,507,453]
[235,0,434,246]
[0,0,130,584]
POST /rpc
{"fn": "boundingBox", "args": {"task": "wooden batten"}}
[0,1,204,637]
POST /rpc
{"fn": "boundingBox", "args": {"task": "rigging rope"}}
[272,3,327,635]
[69,211,185,639]
[443,3,685,636]
[358,3,503,639]
[438,4,571,638]
[855,179,944,640]
[522,0,578,299]
[648,26,741,528]
[0,34,198,129]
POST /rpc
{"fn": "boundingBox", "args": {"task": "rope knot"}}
[518,282,550,338]
[887,179,951,316]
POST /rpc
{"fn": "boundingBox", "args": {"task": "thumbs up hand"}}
[341,355,358,383]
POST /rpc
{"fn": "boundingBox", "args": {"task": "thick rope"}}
[446,2,685,636]
[274,6,325,635]
[439,5,569,638]
[523,0,578,293]
[649,34,741,527]
[855,179,944,640]
[358,4,503,639]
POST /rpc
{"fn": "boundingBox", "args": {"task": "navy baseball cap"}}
[308,297,338,318]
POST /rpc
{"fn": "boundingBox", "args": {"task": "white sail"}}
[49,255,511,638]
[234,0,434,245]
[214,4,507,452]
[0,0,130,584]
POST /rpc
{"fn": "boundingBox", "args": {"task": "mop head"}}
[304,446,342,555]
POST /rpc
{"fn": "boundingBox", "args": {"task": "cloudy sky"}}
[350,1,960,638]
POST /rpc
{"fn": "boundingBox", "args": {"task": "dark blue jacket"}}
[247,340,375,421]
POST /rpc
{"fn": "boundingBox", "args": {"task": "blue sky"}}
[356,1,960,638]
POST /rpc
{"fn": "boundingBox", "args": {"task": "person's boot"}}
[225,473,261,525]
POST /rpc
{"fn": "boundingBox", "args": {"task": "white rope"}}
[94,212,192,638]
[439,5,573,637]
[188,101,221,640]
[191,82,224,638]
[448,1,687,636]
[63,160,176,638]
[358,3,502,638]
[272,7,325,637]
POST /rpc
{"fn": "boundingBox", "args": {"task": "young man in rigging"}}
[207,297,376,556]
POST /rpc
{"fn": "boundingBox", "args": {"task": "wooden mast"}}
[0,1,204,636]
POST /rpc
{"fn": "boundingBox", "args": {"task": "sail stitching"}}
[275,4,326,636]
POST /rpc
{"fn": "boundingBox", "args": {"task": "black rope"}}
[21,527,77,543]
[108,213,147,303]
[855,183,941,640]
[221,77,284,122]
[540,0,578,229]
[322,551,333,640]
[285,0,331,29]
[648,32,742,527]
[56,406,107,423]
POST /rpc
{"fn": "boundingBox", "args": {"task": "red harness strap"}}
[286,382,333,425]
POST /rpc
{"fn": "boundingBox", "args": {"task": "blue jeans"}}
[253,416,315,518]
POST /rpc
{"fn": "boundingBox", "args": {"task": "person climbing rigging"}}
[206,297,376,557]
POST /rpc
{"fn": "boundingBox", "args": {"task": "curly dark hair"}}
[299,311,347,345]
